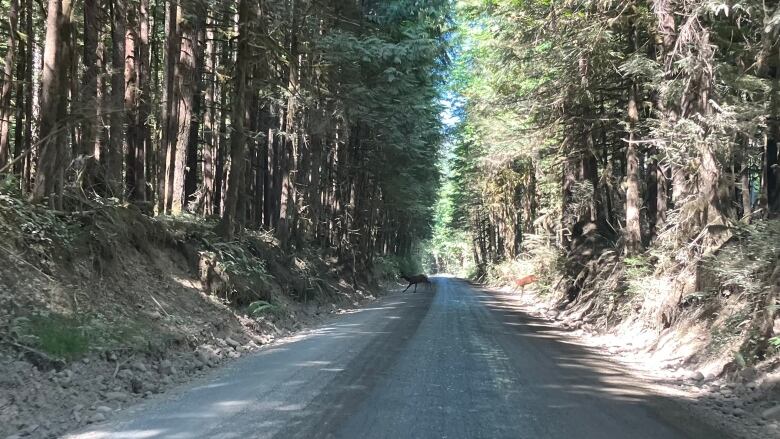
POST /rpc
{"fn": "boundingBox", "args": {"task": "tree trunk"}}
[125,3,140,200]
[277,0,301,246]
[158,0,179,213]
[646,146,658,238]
[184,19,205,209]
[12,1,27,179]
[218,0,252,239]
[14,0,32,183]
[625,115,642,253]
[80,0,98,161]
[202,16,217,216]
[137,0,151,203]
[108,0,127,199]
[170,4,199,215]
[32,0,70,207]
[0,0,20,167]
[625,23,643,255]
[24,23,39,193]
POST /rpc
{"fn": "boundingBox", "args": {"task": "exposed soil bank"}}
[0,202,393,439]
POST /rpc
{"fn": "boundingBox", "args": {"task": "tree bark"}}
[158,0,179,213]
[125,3,141,200]
[12,2,27,179]
[218,0,252,239]
[137,0,151,203]
[32,0,70,207]
[625,23,643,255]
[80,0,98,161]
[277,0,301,246]
[626,100,642,253]
[0,0,20,167]
[108,0,127,199]
[184,17,206,207]
[169,3,198,215]
[16,0,33,184]
[202,15,217,215]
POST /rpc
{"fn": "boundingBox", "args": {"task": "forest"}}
[0,0,778,363]
[1,0,780,437]
[0,0,448,268]
[428,0,780,366]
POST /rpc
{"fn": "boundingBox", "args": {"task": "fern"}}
[247,300,276,316]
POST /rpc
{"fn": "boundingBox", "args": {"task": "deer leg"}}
[414,283,417,293]
[403,283,412,293]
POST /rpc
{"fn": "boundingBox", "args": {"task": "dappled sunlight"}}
[189,382,231,392]
[213,400,253,409]
[66,279,731,439]
[454,281,724,436]
[293,360,332,367]
[72,430,168,439]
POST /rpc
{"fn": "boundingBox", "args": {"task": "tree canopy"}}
[0,0,452,270]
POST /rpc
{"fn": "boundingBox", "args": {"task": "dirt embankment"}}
[0,198,391,439]
[491,219,780,438]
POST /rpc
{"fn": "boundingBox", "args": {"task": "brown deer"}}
[512,274,538,294]
[401,274,432,293]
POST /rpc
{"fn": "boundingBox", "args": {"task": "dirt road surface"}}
[66,277,733,439]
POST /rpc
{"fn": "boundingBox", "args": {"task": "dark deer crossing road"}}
[68,277,730,439]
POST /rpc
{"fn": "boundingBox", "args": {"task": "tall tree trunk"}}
[125,3,140,200]
[215,81,227,216]
[218,0,251,238]
[108,0,127,199]
[13,0,32,183]
[137,0,151,203]
[157,0,179,213]
[80,0,98,159]
[625,83,642,255]
[0,0,20,167]
[12,2,27,179]
[24,24,40,194]
[184,18,206,207]
[277,0,301,246]
[202,16,217,216]
[32,0,70,207]
[263,125,274,228]
[625,23,643,255]
[170,3,200,214]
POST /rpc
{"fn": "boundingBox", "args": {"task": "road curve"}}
[67,277,731,439]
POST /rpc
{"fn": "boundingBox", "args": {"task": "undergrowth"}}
[375,254,423,279]
[704,221,780,297]
[0,178,75,257]
[11,312,158,361]
[481,234,562,295]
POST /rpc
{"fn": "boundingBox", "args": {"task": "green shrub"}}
[23,315,90,360]
[248,300,276,315]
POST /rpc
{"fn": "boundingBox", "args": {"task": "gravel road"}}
[66,277,733,439]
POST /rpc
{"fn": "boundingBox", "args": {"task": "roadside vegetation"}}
[426,0,780,380]
[0,1,447,437]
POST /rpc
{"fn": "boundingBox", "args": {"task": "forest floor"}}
[0,198,394,439]
[507,286,780,439]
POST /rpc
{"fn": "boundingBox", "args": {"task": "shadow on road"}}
[68,279,743,439]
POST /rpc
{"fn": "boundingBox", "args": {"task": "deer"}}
[512,274,538,295]
[401,274,432,293]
